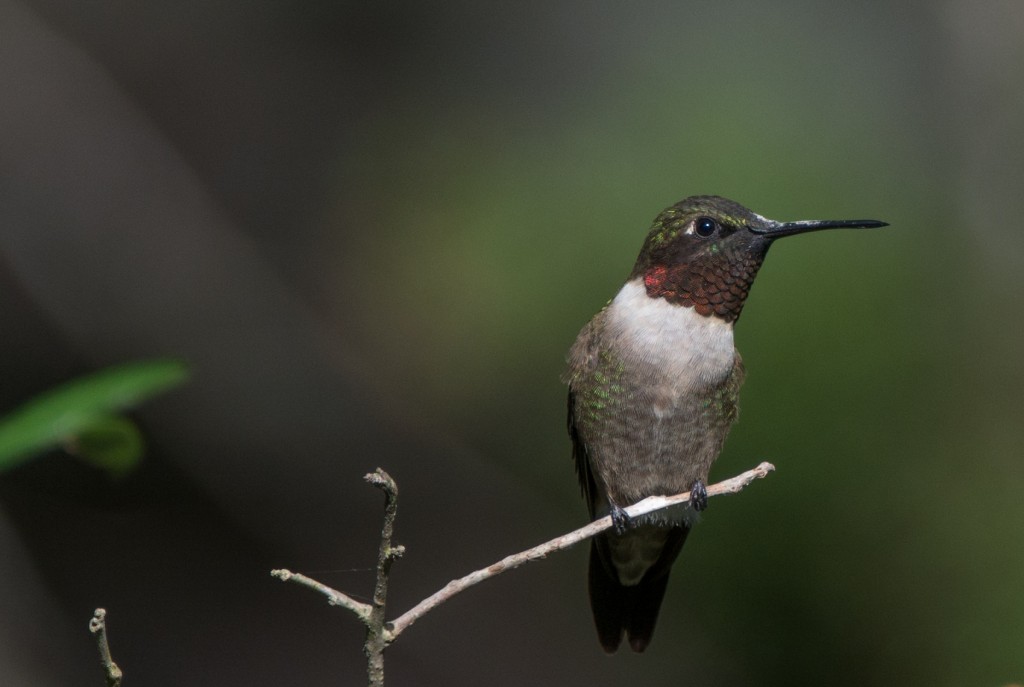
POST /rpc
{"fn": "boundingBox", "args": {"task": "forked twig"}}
[273,461,775,686]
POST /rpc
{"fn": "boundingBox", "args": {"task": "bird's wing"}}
[567,389,599,519]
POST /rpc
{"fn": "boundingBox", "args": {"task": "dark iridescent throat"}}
[630,250,767,323]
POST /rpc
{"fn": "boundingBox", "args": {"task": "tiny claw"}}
[610,505,632,534]
[690,479,708,512]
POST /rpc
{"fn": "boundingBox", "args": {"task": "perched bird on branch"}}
[565,195,887,652]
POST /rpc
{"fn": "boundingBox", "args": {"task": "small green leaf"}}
[0,359,189,472]
[65,415,144,477]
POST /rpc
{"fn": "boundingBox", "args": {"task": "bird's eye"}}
[695,217,717,237]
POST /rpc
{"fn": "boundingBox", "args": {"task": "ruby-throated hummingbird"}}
[564,195,887,653]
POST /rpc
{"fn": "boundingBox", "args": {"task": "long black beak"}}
[751,217,888,239]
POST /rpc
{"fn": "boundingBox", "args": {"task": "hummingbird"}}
[564,195,887,653]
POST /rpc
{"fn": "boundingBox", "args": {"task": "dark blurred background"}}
[1,1,1022,685]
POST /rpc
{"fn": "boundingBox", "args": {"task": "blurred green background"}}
[1,1,1022,685]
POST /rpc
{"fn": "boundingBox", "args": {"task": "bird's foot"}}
[610,505,632,535]
[690,479,708,512]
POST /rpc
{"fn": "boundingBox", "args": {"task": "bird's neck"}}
[631,256,763,323]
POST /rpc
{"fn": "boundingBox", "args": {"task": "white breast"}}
[605,278,736,387]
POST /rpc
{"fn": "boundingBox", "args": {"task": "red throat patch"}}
[642,260,759,323]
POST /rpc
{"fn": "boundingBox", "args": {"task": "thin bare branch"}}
[272,461,774,687]
[270,569,371,620]
[386,461,774,639]
[363,468,403,687]
[88,608,123,687]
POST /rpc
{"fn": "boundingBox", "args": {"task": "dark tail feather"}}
[587,527,689,653]
[624,570,673,652]
[588,541,629,652]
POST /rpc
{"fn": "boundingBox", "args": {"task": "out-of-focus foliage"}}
[0,360,188,475]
